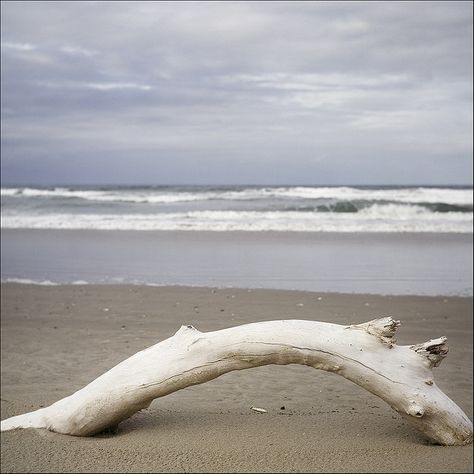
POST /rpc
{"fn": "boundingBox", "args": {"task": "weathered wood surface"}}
[1,318,472,445]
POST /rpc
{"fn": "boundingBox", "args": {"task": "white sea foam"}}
[1,187,206,203]
[2,186,473,206]
[2,186,472,233]
[271,186,473,205]
[2,278,58,285]
[2,207,472,232]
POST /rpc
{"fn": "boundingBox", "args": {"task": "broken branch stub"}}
[1,318,472,445]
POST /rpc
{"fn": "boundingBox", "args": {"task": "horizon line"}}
[1,183,473,188]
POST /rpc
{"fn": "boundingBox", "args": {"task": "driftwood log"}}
[1,317,472,445]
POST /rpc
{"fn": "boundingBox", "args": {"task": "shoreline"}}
[1,284,472,472]
[2,230,472,297]
[1,281,474,298]
[3,227,474,236]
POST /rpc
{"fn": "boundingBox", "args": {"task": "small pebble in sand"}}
[296,303,304,307]
[103,308,110,312]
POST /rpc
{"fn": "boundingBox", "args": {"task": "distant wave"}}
[1,187,204,203]
[2,207,472,232]
[2,186,473,206]
[1,278,58,285]
[2,185,472,233]
[288,201,472,214]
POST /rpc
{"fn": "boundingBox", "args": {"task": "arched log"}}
[1,318,472,445]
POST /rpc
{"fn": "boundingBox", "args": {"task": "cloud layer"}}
[1,1,472,185]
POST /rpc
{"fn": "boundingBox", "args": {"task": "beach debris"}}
[1,317,472,446]
[103,308,110,312]
[296,303,304,307]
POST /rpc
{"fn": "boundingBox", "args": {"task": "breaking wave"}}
[1,185,473,206]
[1,185,472,233]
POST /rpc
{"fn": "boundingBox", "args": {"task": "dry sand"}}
[1,284,472,473]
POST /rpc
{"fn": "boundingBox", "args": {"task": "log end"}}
[0,410,45,432]
[410,337,449,368]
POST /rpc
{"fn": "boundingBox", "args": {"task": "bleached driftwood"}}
[1,318,472,445]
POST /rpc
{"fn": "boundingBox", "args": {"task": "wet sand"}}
[1,284,472,473]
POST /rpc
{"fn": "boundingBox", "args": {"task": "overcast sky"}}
[1,1,472,185]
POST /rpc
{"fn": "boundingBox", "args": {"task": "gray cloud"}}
[1,1,472,185]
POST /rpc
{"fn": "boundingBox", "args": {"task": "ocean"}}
[1,185,472,233]
[1,185,473,295]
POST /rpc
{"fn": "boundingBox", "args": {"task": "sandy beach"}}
[1,283,473,473]
[2,0,473,472]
